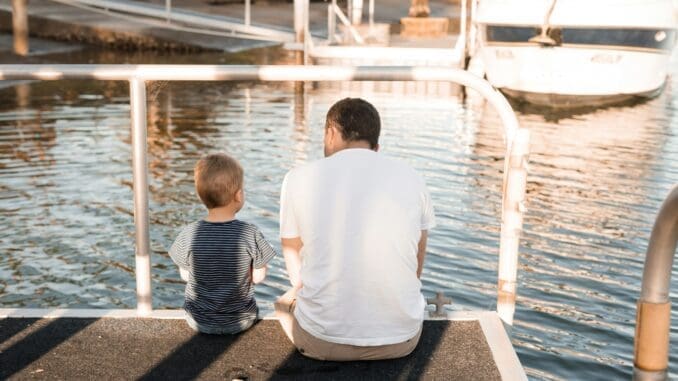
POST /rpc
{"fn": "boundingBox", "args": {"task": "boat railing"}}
[634,185,678,381]
[0,65,530,326]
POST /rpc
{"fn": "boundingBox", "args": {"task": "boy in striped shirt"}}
[169,153,277,334]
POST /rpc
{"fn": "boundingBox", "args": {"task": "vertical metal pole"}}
[245,0,251,26]
[165,0,171,23]
[294,0,305,64]
[460,0,467,60]
[350,0,363,25]
[129,78,152,316]
[469,0,478,57]
[369,0,374,28]
[303,0,310,65]
[497,128,529,326]
[327,3,335,43]
[11,0,29,56]
[633,186,678,381]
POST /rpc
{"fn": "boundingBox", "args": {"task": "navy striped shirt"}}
[169,219,276,332]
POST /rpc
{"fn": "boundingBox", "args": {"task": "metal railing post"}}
[369,0,374,28]
[293,0,305,64]
[129,78,152,316]
[165,0,171,23]
[497,128,530,326]
[328,0,337,43]
[11,0,29,56]
[633,186,678,381]
[245,0,251,26]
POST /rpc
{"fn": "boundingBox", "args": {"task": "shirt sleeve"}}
[251,229,277,269]
[420,182,437,230]
[279,171,300,238]
[169,227,191,270]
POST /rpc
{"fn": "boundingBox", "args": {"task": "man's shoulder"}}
[377,154,425,182]
[283,158,326,183]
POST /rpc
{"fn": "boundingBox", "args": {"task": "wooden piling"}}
[11,0,29,56]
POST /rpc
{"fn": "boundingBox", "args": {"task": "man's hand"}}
[417,230,428,279]
[281,237,303,288]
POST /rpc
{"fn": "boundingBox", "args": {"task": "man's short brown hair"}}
[194,153,243,209]
[325,97,381,149]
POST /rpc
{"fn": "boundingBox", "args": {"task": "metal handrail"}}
[634,185,678,381]
[49,0,293,42]
[0,65,528,325]
[327,1,365,45]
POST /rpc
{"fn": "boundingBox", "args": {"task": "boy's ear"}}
[235,189,244,203]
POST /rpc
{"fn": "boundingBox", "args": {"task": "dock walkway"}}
[0,0,461,53]
[1,317,507,380]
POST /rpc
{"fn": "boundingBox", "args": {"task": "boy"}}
[169,153,276,334]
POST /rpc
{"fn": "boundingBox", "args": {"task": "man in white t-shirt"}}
[275,98,436,361]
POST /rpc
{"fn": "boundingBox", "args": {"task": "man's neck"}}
[205,206,237,222]
[344,141,373,150]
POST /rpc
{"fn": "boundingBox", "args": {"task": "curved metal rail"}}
[634,185,678,381]
[0,65,529,325]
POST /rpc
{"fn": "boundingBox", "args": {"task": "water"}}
[0,44,676,380]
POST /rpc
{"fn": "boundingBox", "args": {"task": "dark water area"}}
[0,41,676,380]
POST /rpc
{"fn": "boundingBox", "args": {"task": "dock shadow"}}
[138,320,259,380]
[0,318,96,379]
[269,321,449,380]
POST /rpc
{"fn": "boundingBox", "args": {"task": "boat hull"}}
[481,45,671,106]
[474,0,677,107]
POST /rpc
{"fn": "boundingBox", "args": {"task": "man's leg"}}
[275,288,422,361]
[324,325,423,361]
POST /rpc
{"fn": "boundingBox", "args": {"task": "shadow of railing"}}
[0,318,96,379]
[138,320,258,380]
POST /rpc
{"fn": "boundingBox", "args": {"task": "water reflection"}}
[0,46,676,380]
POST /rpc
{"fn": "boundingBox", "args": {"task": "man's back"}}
[280,148,436,346]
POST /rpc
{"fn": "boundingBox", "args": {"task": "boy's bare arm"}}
[252,266,267,284]
[281,237,303,288]
[417,230,428,279]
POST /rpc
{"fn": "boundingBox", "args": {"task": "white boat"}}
[474,0,677,108]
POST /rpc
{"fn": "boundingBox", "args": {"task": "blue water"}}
[0,46,676,380]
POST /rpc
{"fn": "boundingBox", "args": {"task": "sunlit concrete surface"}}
[0,314,522,380]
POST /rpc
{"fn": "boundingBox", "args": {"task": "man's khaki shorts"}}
[274,288,422,361]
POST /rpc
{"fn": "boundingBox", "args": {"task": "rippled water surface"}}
[0,45,676,380]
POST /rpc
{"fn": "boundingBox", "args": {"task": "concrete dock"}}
[1,318,503,380]
[0,0,461,53]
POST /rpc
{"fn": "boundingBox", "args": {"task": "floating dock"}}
[0,310,525,380]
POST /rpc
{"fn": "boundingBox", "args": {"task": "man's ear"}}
[326,125,336,142]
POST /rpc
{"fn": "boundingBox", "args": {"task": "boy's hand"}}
[179,267,190,282]
[252,265,267,284]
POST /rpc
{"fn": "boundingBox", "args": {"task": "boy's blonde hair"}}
[194,153,243,209]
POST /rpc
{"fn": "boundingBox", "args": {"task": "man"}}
[275,98,436,361]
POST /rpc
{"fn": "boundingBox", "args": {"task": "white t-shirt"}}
[279,148,436,346]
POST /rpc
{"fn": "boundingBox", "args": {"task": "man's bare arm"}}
[417,230,428,279]
[281,237,303,288]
